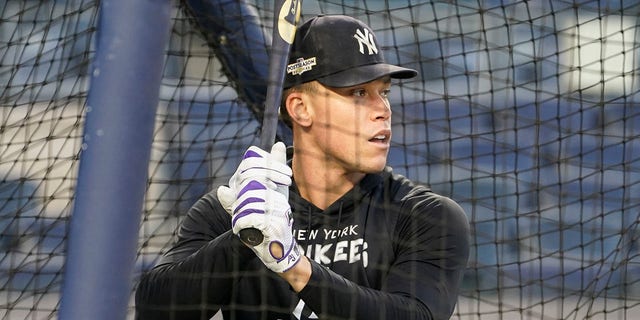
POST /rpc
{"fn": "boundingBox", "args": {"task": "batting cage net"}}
[1,0,639,319]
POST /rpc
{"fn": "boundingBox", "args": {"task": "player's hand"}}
[227,178,302,272]
[216,142,301,273]
[217,142,292,214]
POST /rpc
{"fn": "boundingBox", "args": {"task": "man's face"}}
[306,76,393,174]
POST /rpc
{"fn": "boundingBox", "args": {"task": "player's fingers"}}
[243,145,270,159]
[237,162,291,186]
[240,144,291,176]
[271,141,287,165]
[238,156,291,175]
[216,185,235,215]
[236,175,279,192]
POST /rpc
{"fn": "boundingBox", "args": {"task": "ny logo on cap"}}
[353,28,378,55]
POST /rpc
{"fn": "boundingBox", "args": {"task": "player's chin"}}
[354,146,389,172]
[359,156,387,173]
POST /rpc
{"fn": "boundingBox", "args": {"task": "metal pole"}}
[59,0,171,319]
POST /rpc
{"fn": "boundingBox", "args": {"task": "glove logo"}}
[287,245,301,265]
[286,208,293,225]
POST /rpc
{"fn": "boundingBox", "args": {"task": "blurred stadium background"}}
[1,0,639,319]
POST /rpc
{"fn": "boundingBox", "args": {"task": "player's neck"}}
[291,150,364,210]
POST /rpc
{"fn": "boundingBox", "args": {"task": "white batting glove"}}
[217,142,302,273]
[217,142,292,213]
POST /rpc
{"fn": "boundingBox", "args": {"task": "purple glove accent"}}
[243,149,262,159]
[238,180,266,197]
[230,180,269,226]
[233,197,265,215]
[279,241,298,264]
[269,240,284,260]
[232,208,264,226]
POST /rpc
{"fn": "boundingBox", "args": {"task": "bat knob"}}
[239,228,264,246]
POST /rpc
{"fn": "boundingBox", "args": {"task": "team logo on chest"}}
[293,224,369,268]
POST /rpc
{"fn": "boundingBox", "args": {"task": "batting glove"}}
[217,142,302,273]
[217,142,291,213]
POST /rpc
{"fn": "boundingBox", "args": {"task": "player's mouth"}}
[369,130,391,146]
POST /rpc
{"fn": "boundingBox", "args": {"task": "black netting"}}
[1,0,639,319]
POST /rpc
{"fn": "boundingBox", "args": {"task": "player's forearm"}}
[135,231,254,319]
[279,255,312,292]
[135,263,218,320]
[297,260,434,320]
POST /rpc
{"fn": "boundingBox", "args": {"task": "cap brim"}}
[316,63,417,88]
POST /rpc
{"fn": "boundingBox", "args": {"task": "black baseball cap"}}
[283,15,417,89]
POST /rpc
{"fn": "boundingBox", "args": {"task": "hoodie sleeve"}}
[134,190,256,320]
[297,192,470,320]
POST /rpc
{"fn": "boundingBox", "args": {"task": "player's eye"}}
[380,89,391,98]
[352,89,367,97]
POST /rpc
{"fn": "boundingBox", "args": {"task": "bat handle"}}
[239,227,264,246]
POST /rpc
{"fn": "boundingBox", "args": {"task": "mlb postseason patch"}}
[287,57,317,76]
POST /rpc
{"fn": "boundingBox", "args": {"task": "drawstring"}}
[328,201,344,270]
[362,194,373,248]
[306,204,312,244]
[336,201,343,229]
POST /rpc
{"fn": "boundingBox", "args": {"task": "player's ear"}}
[286,92,312,127]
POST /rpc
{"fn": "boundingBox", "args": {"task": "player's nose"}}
[370,94,391,121]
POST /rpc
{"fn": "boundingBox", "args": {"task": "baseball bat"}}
[238,0,301,246]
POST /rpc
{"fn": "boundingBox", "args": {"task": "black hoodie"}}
[135,167,470,320]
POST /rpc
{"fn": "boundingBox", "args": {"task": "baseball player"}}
[136,15,470,320]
